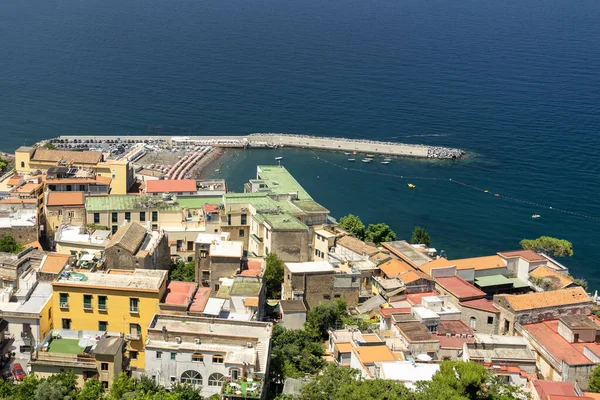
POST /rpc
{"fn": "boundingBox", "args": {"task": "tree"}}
[298,364,415,400]
[305,299,349,340]
[520,236,574,257]
[589,364,600,392]
[364,223,397,245]
[169,261,195,282]
[265,252,285,299]
[78,378,105,400]
[338,214,365,239]
[411,226,431,247]
[170,382,203,400]
[0,235,24,254]
[107,372,136,400]
[41,142,57,150]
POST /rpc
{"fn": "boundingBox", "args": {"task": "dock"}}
[54,133,465,159]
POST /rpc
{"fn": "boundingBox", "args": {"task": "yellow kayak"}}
[408,183,416,188]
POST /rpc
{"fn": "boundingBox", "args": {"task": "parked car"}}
[11,363,25,381]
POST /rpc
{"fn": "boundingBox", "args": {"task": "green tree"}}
[0,235,25,254]
[338,214,365,239]
[108,372,136,400]
[169,261,195,282]
[170,382,203,400]
[41,142,57,150]
[364,223,397,245]
[520,236,574,257]
[305,299,349,340]
[78,378,105,400]
[13,374,41,400]
[265,252,285,299]
[298,364,415,400]
[0,159,8,170]
[589,364,600,392]
[411,226,431,247]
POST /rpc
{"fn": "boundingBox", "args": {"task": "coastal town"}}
[0,138,597,400]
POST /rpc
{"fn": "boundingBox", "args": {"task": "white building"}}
[144,314,272,398]
[375,361,440,389]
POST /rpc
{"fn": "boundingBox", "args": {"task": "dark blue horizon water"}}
[2,0,600,287]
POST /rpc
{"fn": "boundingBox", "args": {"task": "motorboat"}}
[366,154,375,157]
[381,161,390,165]
[344,152,352,155]
[532,214,541,219]
[275,156,283,161]
[362,159,372,163]
[347,158,355,162]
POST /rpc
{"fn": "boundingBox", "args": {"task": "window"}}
[68,211,74,218]
[112,212,118,223]
[94,213,100,224]
[98,321,108,331]
[152,211,158,222]
[181,371,202,386]
[129,351,138,360]
[192,353,203,362]
[48,307,52,320]
[125,212,131,221]
[98,296,107,311]
[79,185,85,191]
[59,293,69,308]
[239,229,245,237]
[241,214,247,225]
[140,211,146,222]
[212,355,224,364]
[208,373,225,387]
[129,323,141,339]
[266,230,269,239]
[102,382,108,389]
[20,161,25,168]
[130,298,139,313]
[469,317,477,330]
[171,353,176,360]
[230,369,240,381]
[170,377,176,384]
[187,241,194,251]
[200,250,207,258]
[187,256,193,262]
[214,284,220,292]
[83,294,92,310]
[101,363,108,371]
[156,351,162,359]
[66,185,72,191]
[487,316,494,325]
[112,225,118,234]
[151,224,158,230]
[227,214,231,225]
[62,319,71,329]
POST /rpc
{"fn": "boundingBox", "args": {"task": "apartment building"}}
[104,222,170,270]
[51,269,168,372]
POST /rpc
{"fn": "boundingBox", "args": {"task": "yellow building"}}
[15,147,133,195]
[51,269,168,371]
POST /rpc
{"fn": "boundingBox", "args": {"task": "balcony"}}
[59,302,69,309]
[125,333,141,341]
[222,378,263,399]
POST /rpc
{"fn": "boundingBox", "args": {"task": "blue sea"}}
[1,0,600,287]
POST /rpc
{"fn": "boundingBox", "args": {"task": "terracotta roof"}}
[532,379,577,400]
[449,255,506,271]
[96,176,112,185]
[395,321,437,343]
[529,266,574,289]
[240,260,264,277]
[163,281,197,305]
[459,298,499,313]
[378,307,411,318]
[496,287,590,312]
[379,259,415,277]
[406,291,439,305]
[522,319,600,366]
[435,276,486,300]
[352,345,397,364]
[41,253,70,273]
[418,257,455,276]
[189,287,212,312]
[203,203,219,213]
[244,297,259,307]
[32,148,103,164]
[46,191,85,207]
[498,249,546,262]
[106,222,147,254]
[146,179,196,193]
[583,393,600,400]
[13,182,42,194]
[44,177,111,185]
[7,176,22,185]
[336,236,379,256]
[335,342,353,353]
[0,198,36,204]
[436,320,473,336]
[438,335,475,349]
[25,241,43,250]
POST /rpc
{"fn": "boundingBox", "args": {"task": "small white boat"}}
[366,154,375,157]
[275,156,283,161]
[344,152,352,155]
[347,158,355,162]
[383,158,392,162]
[362,159,372,163]
[381,161,390,165]
[532,214,541,219]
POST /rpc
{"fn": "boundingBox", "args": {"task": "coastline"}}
[192,147,228,180]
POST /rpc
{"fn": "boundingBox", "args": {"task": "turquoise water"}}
[1,0,600,287]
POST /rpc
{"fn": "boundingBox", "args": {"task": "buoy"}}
[495,194,500,197]
[484,190,489,193]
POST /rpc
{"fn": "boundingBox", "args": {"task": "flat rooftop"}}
[285,261,334,274]
[149,314,272,338]
[256,165,312,200]
[381,241,432,267]
[210,240,243,258]
[0,283,53,314]
[85,195,182,211]
[395,321,437,342]
[189,287,212,312]
[379,361,440,383]
[53,269,167,292]
[0,209,36,228]
[435,276,486,300]
[195,232,230,244]
[262,212,308,231]
[56,225,111,245]
[229,277,263,297]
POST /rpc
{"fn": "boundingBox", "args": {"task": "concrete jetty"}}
[54,133,465,159]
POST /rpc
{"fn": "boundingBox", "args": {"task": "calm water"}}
[1,0,600,287]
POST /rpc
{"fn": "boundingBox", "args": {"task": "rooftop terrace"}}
[85,195,182,211]
[255,165,312,200]
[53,269,167,292]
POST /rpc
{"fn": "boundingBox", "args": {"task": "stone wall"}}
[209,256,241,292]
[0,226,38,246]
[458,305,500,335]
[270,230,310,262]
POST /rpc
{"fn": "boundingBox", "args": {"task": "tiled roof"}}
[13,182,42,194]
[368,252,391,265]
[459,298,499,313]
[406,291,439,305]
[7,176,22,185]
[189,287,212,312]
[378,307,411,318]
[163,281,197,306]
[418,257,455,275]
[438,335,475,349]
[146,179,197,193]
[46,191,85,207]
[41,253,70,274]
[436,320,473,336]
[496,287,590,312]
[336,236,378,256]
[244,297,259,307]
[498,249,546,262]
[335,342,353,353]
[0,198,36,204]
[395,321,437,343]
[106,222,147,254]
[203,203,219,213]
[532,379,578,400]
[381,241,432,267]
[31,148,102,164]
[449,255,506,271]
[529,266,574,289]
[435,276,486,300]
[352,345,397,364]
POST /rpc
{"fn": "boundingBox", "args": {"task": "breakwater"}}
[53,133,465,159]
